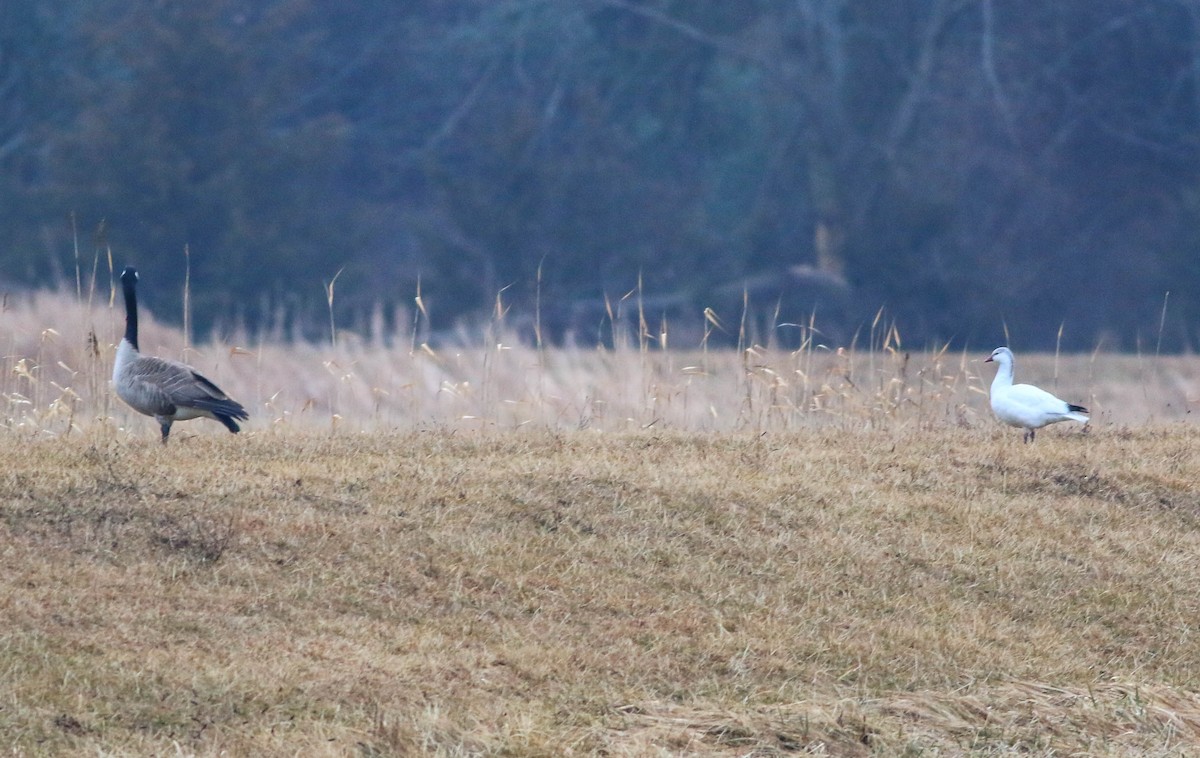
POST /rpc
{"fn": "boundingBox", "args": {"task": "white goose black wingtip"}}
[986,345,1090,443]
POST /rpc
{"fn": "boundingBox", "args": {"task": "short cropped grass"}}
[3,426,1200,755]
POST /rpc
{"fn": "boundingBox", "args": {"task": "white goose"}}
[113,266,248,443]
[985,346,1089,442]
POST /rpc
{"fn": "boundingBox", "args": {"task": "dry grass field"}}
[5,429,1200,756]
[4,290,1200,755]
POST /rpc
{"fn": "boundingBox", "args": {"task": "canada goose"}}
[985,346,1088,443]
[113,266,248,443]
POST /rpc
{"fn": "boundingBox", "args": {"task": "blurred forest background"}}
[1,0,1199,350]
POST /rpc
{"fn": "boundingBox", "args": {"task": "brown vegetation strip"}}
[6,291,1200,436]
[2,427,1200,755]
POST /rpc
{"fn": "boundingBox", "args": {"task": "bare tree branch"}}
[884,0,973,156]
[599,0,771,68]
[419,56,502,155]
[980,0,1018,143]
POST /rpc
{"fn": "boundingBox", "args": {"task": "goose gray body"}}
[113,267,248,442]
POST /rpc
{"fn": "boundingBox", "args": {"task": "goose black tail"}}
[214,413,242,434]
[1067,403,1088,414]
[190,397,249,433]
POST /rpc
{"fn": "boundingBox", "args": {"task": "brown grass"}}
[3,427,1200,755]
[3,290,1199,437]
[6,291,1200,755]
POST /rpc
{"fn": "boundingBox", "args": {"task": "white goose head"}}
[984,346,1013,366]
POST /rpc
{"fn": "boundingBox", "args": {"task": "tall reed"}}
[1,276,1192,437]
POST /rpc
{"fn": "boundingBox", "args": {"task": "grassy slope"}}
[3,426,1200,755]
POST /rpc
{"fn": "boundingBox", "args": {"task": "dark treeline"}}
[2,1,1199,349]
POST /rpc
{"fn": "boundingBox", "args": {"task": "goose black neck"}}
[122,271,139,351]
